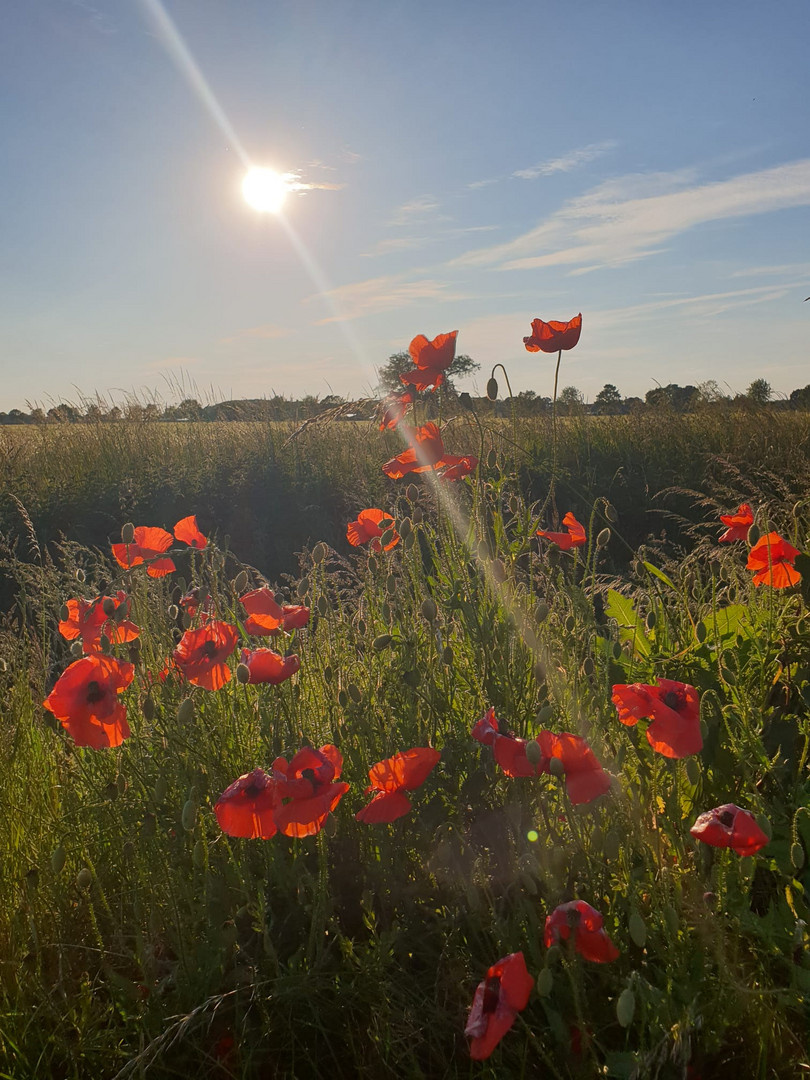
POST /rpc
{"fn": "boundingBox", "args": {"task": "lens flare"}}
[242,168,290,213]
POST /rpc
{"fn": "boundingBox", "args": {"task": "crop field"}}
[0,403,809,1078]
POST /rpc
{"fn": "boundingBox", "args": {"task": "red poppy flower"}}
[174,515,207,549]
[523,314,582,353]
[440,456,478,482]
[272,744,349,837]
[214,768,280,839]
[240,587,284,635]
[59,592,140,654]
[43,654,134,748]
[718,503,754,543]
[240,647,300,685]
[690,803,769,856]
[178,587,213,620]
[746,532,801,588]
[399,331,458,393]
[346,509,400,552]
[382,423,452,479]
[471,706,505,746]
[112,526,176,578]
[280,604,310,631]
[465,951,534,1060]
[172,620,238,690]
[537,512,586,551]
[537,731,612,805]
[612,678,702,759]
[356,746,440,823]
[379,391,413,430]
[544,900,618,963]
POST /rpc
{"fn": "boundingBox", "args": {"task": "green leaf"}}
[698,604,751,644]
[642,561,676,590]
[606,589,651,658]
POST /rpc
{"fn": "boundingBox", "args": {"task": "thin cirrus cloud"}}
[453,159,810,274]
[307,275,468,323]
[467,140,617,190]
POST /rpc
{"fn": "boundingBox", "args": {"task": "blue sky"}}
[2,0,809,410]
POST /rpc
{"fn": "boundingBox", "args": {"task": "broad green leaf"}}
[699,604,751,644]
[642,560,676,590]
[606,589,651,658]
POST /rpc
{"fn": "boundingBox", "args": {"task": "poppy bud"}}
[548,756,565,778]
[604,503,618,524]
[236,663,251,684]
[317,595,328,616]
[116,774,126,796]
[398,517,412,540]
[403,668,421,688]
[297,577,309,600]
[168,604,179,621]
[181,799,197,831]
[420,597,438,622]
[405,483,419,502]
[76,868,92,890]
[486,377,498,401]
[99,634,111,654]
[747,523,760,546]
[380,527,396,549]
[386,575,398,596]
[233,570,248,594]
[348,683,362,704]
[412,507,424,524]
[372,634,393,651]
[582,656,594,677]
[312,542,327,564]
[535,602,550,623]
[367,554,378,574]
[564,615,576,633]
[597,528,611,548]
[338,689,349,708]
[75,568,86,583]
[121,523,135,545]
[59,603,70,623]
[645,610,656,631]
[70,640,84,658]
[616,988,635,1028]
[100,597,116,617]
[536,968,553,996]
[628,910,646,947]
[486,449,497,470]
[323,665,333,684]
[177,698,195,724]
[791,843,805,870]
[51,845,66,875]
[536,704,552,726]
[141,697,155,722]
[720,665,737,686]
[154,777,168,802]
[357,618,367,637]
[442,645,453,665]
[545,945,562,965]
[404,530,416,549]
[525,741,543,767]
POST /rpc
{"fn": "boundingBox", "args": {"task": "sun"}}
[241,167,290,213]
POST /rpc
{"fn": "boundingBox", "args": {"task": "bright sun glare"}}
[241,167,289,213]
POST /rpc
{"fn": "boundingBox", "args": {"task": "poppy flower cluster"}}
[537,512,586,551]
[59,592,139,654]
[382,422,475,481]
[471,707,611,805]
[612,678,702,759]
[240,587,310,636]
[355,746,440,823]
[346,509,399,552]
[399,331,458,392]
[746,532,800,589]
[239,647,300,685]
[378,390,413,431]
[690,803,769,856]
[112,516,207,577]
[544,900,619,963]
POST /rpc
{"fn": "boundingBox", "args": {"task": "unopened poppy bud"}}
[386,574,398,596]
[380,527,396,548]
[99,634,111,654]
[616,988,635,1028]
[534,661,547,684]
[645,610,656,630]
[51,845,66,875]
[486,449,497,470]
[141,697,155,722]
[70,639,83,658]
[582,656,594,677]
[406,483,419,502]
[564,615,576,633]
[536,704,553,726]
[367,554,378,573]
[233,570,248,594]
[486,377,498,401]
[398,517,412,540]
[101,597,116,617]
[177,698,194,724]
[181,799,197,831]
[791,843,805,870]
[317,594,328,616]
[545,944,562,965]
[747,523,760,546]
[76,867,92,890]
[116,774,126,796]
[348,683,362,704]
[536,968,553,996]
[236,663,251,684]
[509,495,520,514]
[297,577,309,600]
[548,756,565,778]
[323,665,333,683]
[121,523,135,545]
[597,528,611,548]
[535,601,550,623]
[357,618,367,637]
[337,688,349,708]
[372,634,393,651]
[604,502,618,524]
[412,507,424,524]
[420,597,438,622]
[312,542,327,564]
[114,602,129,624]
[75,568,86,583]
[59,603,70,623]
[442,645,453,665]
[168,604,179,621]
[403,668,420,688]
[525,741,543,767]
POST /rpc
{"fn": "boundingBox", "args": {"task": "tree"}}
[594,383,622,414]
[746,378,772,406]
[645,384,698,412]
[558,386,585,414]
[790,385,810,409]
[375,351,480,396]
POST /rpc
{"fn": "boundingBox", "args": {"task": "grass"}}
[0,405,808,1077]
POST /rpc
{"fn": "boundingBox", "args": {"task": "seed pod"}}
[348,683,362,704]
[442,645,453,665]
[486,449,497,470]
[236,663,251,684]
[181,800,197,831]
[747,523,760,546]
[317,594,329,616]
[312,542,327,564]
[177,698,194,724]
[536,968,553,997]
[596,528,611,548]
[525,741,543,767]
[372,634,393,651]
[398,517,412,540]
[121,523,135,545]
[486,377,498,401]
[51,845,67,875]
[616,988,635,1028]
[102,597,116,617]
[412,507,424,524]
[420,597,438,622]
[76,868,92,890]
[629,910,647,947]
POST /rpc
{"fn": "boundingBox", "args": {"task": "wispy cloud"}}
[307,275,468,323]
[592,285,790,328]
[361,224,498,259]
[731,262,810,279]
[219,323,293,345]
[452,159,810,274]
[512,140,618,180]
[388,196,444,226]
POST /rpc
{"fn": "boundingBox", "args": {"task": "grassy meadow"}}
[0,404,809,1078]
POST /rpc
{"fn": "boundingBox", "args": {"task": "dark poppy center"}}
[85,679,105,704]
[481,975,501,1014]
[718,810,735,828]
[244,782,264,799]
[497,718,512,736]
[202,641,218,659]
[663,690,685,712]
[301,768,316,784]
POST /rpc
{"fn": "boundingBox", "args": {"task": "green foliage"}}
[375,351,480,395]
